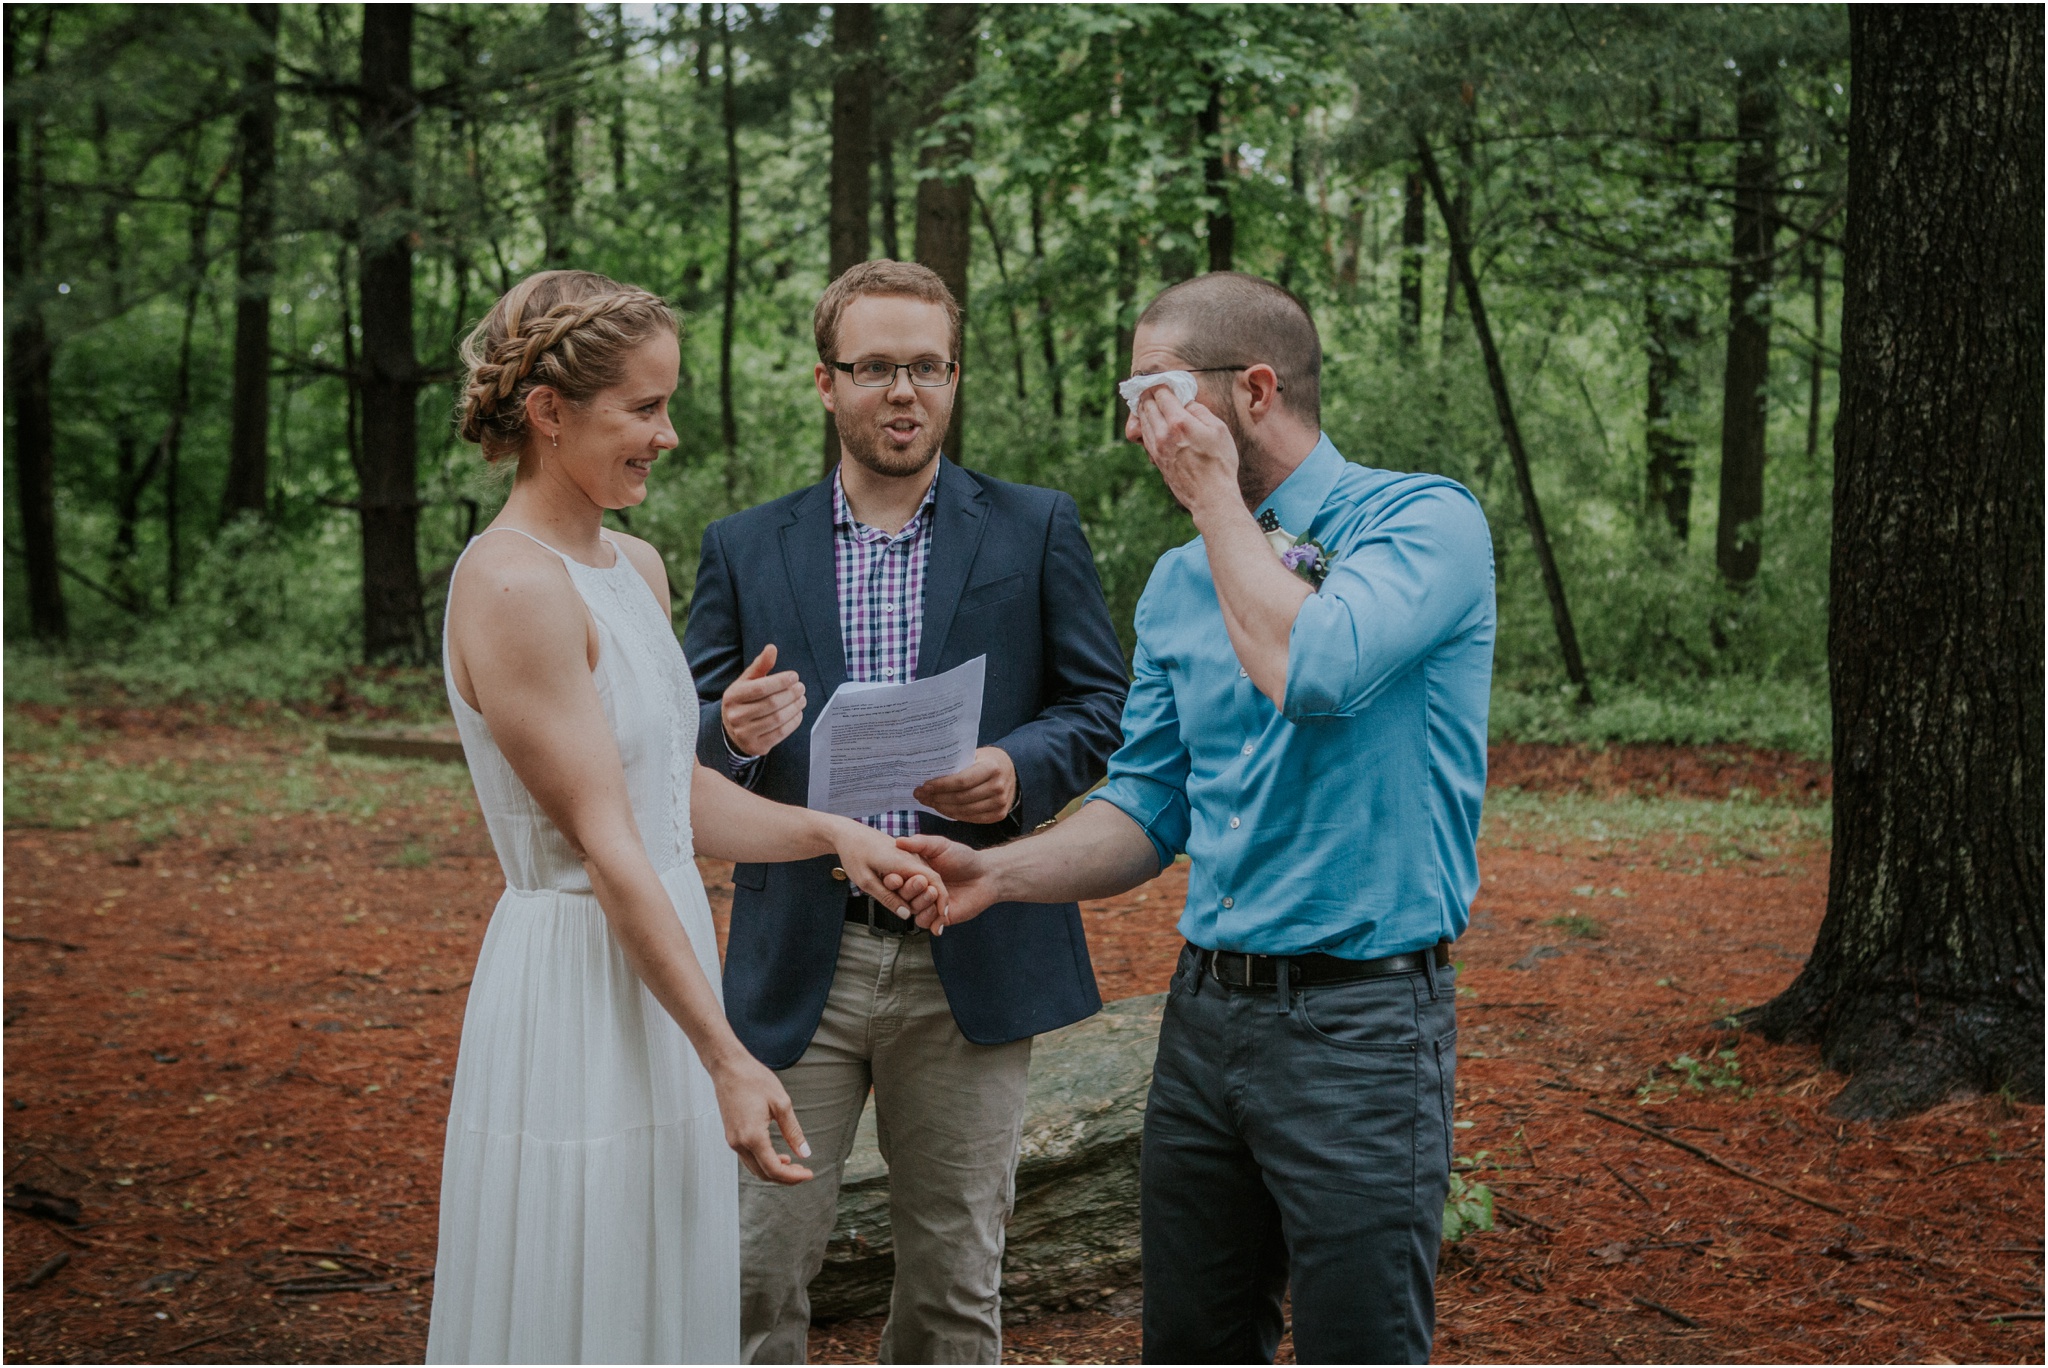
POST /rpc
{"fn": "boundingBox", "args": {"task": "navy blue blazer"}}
[683,460,1129,1069]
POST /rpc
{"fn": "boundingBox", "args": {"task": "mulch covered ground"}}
[3,710,2039,1364]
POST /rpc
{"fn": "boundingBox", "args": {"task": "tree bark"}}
[1397,168,1426,352]
[718,3,740,499]
[542,2,580,266]
[1029,188,1063,421]
[914,2,976,463]
[1804,245,1826,461]
[608,3,628,194]
[1418,136,1592,706]
[974,189,1027,405]
[5,8,64,640]
[1745,6,2043,1119]
[1644,280,1699,543]
[1716,69,1776,587]
[1199,77,1233,273]
[823,1,876,471]
[1111,228,1136,443]
[221,3,279,526]
[876,131,900,260]
[356,3,427,664]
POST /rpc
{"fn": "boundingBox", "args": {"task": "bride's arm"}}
[689,767,943,920]
[449,538,817,1185]
[610,531,946,919]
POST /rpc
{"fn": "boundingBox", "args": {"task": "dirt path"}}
[3,716,2038,1364]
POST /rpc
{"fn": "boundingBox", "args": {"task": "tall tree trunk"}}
[222,3,280,526]
[1200,76,1233,273]
[1716,69,1777,587]
[718,3,740,501]
[1418,136,1593,706]
[1804,246,1826,461]
[1746,8,2043,1119]
[876,134,900,260]
[1029,188,1062,421]
[914,2,976,463]
[542,3,580,266]
[161,143,225,608]
[1643,283,1697,543]
[973,190,1027,405]
[823,1,876,471]
[356,3,427,664]
[608,3,628,194]
[1398,167,1426,352]
[5,9,64,640]
[1111,229,1136,443]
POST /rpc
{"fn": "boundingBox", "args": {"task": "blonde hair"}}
[457,270,677,462]
[813,259,961,364]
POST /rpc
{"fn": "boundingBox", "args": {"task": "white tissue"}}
[1118,369,1199,410]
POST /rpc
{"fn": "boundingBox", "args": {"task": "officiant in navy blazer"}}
[681,260,1127,1363]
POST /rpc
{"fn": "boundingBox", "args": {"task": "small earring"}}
[551,433,559,449]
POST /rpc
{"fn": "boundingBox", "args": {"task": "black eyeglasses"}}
[832,359,959,388]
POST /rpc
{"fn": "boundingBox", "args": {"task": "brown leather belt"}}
[1195,941,1452,990]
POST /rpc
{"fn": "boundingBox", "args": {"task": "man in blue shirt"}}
[900,272,1495,1364]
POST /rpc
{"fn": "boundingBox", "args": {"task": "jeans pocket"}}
[1293,977,1424,1052]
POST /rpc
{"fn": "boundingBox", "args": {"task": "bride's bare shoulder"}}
[450,530,580,622]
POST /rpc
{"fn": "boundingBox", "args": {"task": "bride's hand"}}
[833,820,948,928]
[712,1051,814,1185]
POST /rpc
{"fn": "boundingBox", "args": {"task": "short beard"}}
[837,409,947,480]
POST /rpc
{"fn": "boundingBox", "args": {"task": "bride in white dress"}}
[427,270,947,1364]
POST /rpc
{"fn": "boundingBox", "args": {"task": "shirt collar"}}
[1253,433,1344,538]
[832,459,942,540]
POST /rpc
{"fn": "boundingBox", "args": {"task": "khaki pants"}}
[739,924,1032,1365]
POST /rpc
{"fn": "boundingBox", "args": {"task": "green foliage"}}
[1638,1047,1754,1105]
[1545,911,1605,940]
[3,734,472,837]
[1442,1169,1497,1243]
[1482,787,1831,868]
[6,4,1852,754]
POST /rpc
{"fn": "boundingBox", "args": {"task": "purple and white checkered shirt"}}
[832,464,939,836]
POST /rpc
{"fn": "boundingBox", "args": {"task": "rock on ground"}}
[807,993,1164,1319]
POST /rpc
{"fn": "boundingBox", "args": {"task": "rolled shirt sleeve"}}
[1283,483,1494,721]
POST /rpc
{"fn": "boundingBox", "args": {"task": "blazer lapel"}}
[917,461,990,676]
[779,482,847,694]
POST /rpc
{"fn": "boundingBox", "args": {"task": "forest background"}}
[4,2,1848,754]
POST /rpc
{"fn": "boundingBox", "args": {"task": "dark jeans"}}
[1139,944,1457,1365]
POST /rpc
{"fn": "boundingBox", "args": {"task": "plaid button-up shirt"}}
[831,465,939,835]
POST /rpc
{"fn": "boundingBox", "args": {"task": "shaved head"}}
[1135,272,1322,426]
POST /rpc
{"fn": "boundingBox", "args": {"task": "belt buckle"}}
[858,894,888,937]
[1210,950,1254,989]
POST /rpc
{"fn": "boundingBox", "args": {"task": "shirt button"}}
[1229,816,1241,829]
[883,603,895,613]
[1222,896,1234,909]
[883,668,896,678]
[1242,742,1254,756]
[1238,666,1248,679]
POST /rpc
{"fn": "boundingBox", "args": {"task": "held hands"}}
[893,834,1002,933]
[912,746,1019,825]
[722,644,806,758]
[832,819,949,927]
[711,1049,814,1186]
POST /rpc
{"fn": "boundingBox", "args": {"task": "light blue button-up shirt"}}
[1089,435,1495,959]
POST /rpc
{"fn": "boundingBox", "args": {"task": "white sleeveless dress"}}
[426,529,738,1365]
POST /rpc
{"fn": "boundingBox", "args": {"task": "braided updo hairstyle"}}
[456,270,677,463]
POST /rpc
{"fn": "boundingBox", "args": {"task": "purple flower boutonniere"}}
[1258,509,1331,589]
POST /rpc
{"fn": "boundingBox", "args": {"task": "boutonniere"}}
[1257,509,1330,589]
